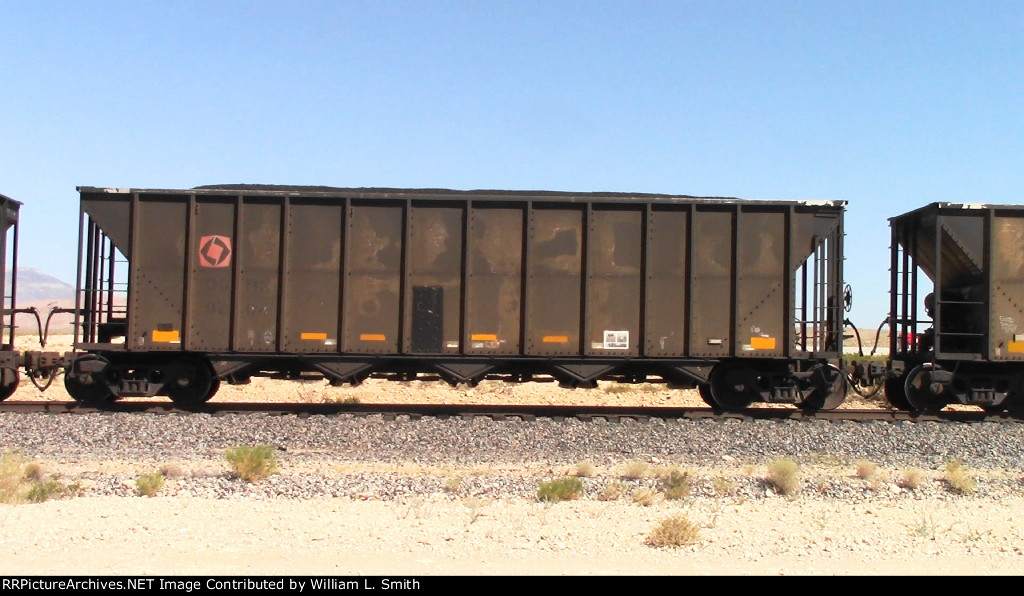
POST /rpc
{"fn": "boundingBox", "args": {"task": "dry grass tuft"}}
[646,515,701,548]
[944,460,976,494]
[855,459,879,480]
[598,481,628,501]
[574,461,596,478]
[620,460,649,480]
[224,445,279,482]
[632,488,659,507]
[766,459,801,497]
[899,468,925,490]
[136,473,166,497]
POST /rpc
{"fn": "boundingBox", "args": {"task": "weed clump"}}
[620,460,649,479]
[0,452,78,504]
[574,461,596,478]
[711,476,739,497]
[136,473,166,497]
[855,460,879,480]
[766,459,800,497]
[537,477,584,503]
[26,479,79,503]
[224,445,279,482]
[943,460,976,494]
[899,468,925,490]
[661,469,693,500]
[598,481,628,501]
[646,515,701,548]
[632,488,658,507]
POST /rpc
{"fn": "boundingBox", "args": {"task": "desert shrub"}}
[224,445,279,482]
[0,452,24,503]
[598,481,628,501]
[537,477,584,503]
[766,459,800,496]
[899,468,925,490]
[444,476,463,493]
[22,462,45,482]
[711,476,739,497]
[136,473,166,497]
[620,460,649,480]
[944,460,976,494]
[159,464,185,478]
[646,515,701,548]
[661,469,693,500]
[0,452,77,504]
[855,459,879,480]
[574,461,596,478]
[632,488,659,507]
[25,479,79,503]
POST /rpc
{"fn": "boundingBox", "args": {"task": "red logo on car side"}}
[198,235,232,268]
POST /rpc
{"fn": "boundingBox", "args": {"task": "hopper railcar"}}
[871,203,1024,414]
[42,186,849,411]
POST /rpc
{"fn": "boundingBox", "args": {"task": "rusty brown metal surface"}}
[72,186,846,400]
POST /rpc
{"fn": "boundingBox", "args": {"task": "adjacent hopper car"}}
[1,185,1021,414]
[862,202,1024,414]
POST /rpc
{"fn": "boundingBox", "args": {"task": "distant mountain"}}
[7,268,75,303]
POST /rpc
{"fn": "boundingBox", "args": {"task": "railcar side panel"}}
[644,206,689,357]
[585,205,642,358]
[187,197,235,351]
[736,208,786,358]
[405,202,463,355]
[282,199,343,353]
[232,200,281,352]
[131,195,187,351]
[689,207,733,358]
[464,204,523,355]
[990,210,1024,361]
[343,202,403,354]
[525,205,583,357]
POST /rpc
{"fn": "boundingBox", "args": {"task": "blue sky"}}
[1,0,1022,329]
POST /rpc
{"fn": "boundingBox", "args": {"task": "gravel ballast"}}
[1,409,1023,575]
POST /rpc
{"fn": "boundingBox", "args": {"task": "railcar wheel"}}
[708,363,756,411]
[799,364,846,413]
[1005,384,1024,418]
[0,369,18,401]
[884,375,912,411]
[166,358,216,409]
[64,356,115,406]
[904,364,948,415]
[697,384,715,407]
[205,376,221,401]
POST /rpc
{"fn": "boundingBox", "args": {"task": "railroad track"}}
[0,400,1017,423]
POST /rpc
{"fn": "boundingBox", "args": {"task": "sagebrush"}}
[537,477,584,503]
[224,445,279,482]
[0,451,78,504]
[647,515,701,548]
[766,459,800,496]
[136,472,166,497]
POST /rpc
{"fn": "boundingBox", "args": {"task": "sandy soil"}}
[2,490,1022,576]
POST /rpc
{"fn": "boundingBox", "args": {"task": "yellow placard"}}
[301,332,328,341]
[471,333,498,341]
[542,335,569,343]
[152,329,180,343]
[750,336,776,350]
[359,334,386,341]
